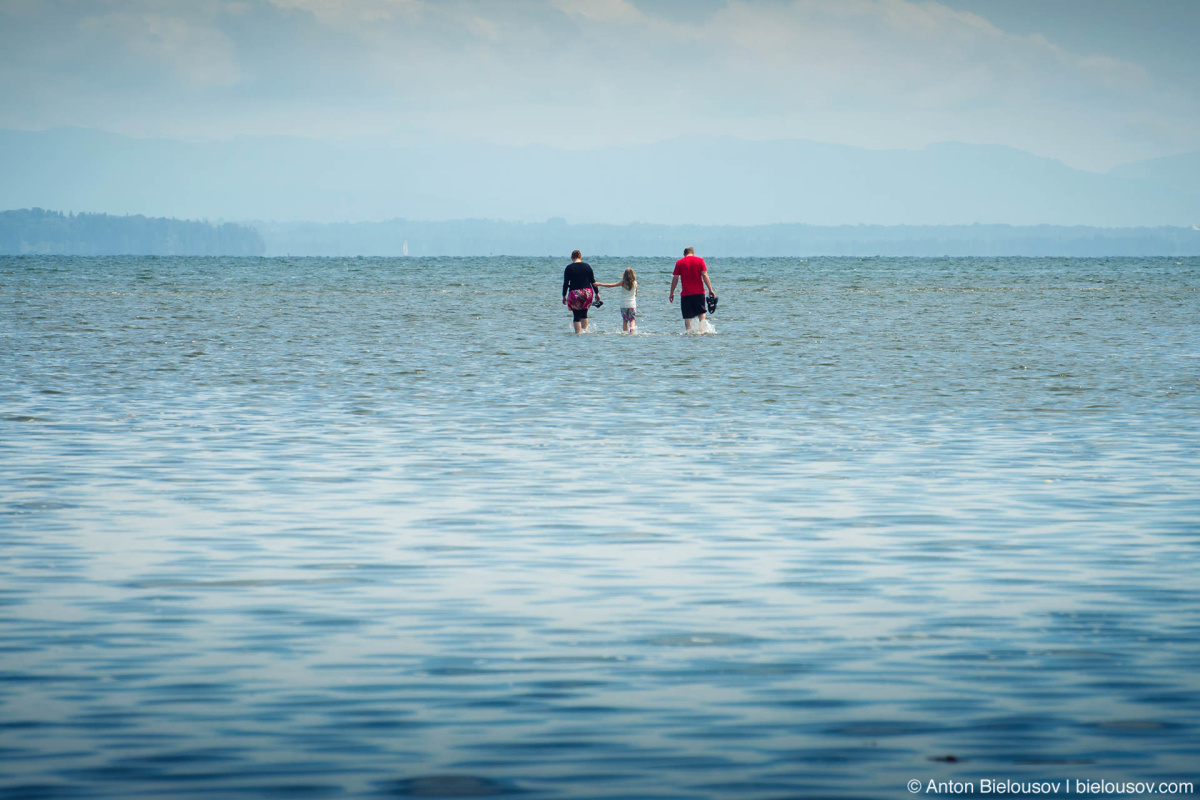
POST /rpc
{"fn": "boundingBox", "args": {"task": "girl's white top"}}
[618,284,637,309]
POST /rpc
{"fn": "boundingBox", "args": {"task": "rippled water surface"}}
[2,256,1199,799]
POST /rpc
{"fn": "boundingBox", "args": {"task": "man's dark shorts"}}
[681,293,706,319]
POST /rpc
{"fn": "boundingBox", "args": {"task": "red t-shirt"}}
[673,255,707,296]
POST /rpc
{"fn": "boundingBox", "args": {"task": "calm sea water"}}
[2,256,1198,799]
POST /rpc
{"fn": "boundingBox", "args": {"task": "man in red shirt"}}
[669,247,716,332]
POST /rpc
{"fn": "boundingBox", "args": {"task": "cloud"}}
[348,0,1153,119]
[79,7,242,87]
[265,0,418,26]
[550,0,645,24]
[688,1,1152,110]
[0,0,1192,168]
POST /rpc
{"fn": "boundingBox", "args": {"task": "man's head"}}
[683,247,694,256]
[571,250,582,261]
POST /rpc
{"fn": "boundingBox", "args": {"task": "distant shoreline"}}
[255,218,1200,258]
[4,208,1200,257]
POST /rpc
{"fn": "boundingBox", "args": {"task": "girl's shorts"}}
[621,307,637,323]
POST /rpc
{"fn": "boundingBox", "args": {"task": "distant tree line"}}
[257,218,1200,257]
[0,208,264,256]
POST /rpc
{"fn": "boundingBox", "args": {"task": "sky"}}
[0,0,1198,172]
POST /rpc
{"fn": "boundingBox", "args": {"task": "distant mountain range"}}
[2,127,1199,228]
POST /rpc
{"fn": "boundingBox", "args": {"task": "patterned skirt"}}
[566,288,594,311]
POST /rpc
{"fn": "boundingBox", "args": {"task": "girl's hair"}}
[621,267,637,290]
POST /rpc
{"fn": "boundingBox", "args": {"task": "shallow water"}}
[1,255,1198,799]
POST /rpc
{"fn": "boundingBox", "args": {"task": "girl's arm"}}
[595,281,622,287]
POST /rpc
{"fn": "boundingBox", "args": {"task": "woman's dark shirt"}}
[563,261,597,297]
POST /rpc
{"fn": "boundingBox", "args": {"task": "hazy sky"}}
[1,0,1198,171]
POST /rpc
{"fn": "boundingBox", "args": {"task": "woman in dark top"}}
[562,249,600,333]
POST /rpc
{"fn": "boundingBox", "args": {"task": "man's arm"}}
[703,271,715,295]
[669,275,679,302]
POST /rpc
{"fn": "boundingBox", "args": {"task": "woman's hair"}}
[622,267,636,290]
[571,250,582,260]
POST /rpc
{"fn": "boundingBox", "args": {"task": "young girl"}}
[596,268,638,333]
